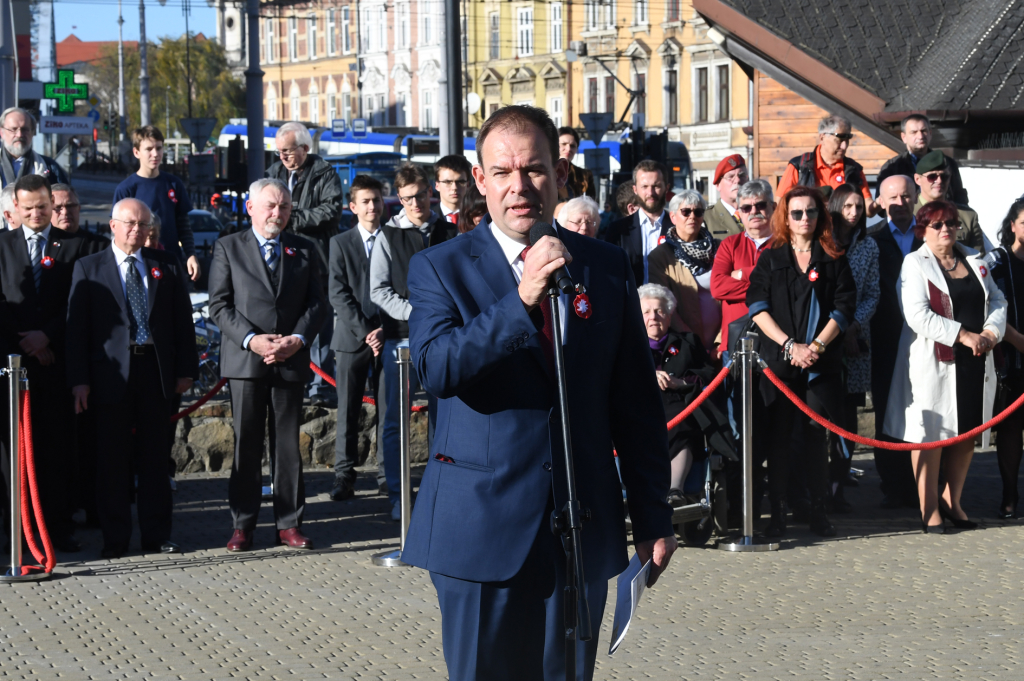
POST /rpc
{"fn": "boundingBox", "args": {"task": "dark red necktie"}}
[521,247,555,371]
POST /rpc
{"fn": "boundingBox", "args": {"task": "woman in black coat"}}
[746,186,857,538]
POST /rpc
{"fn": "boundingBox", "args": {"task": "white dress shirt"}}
[111,242,149,300]
[22,224,51,258]
[639,210,666,284]
[490,223,569,344]
[357,223,378,259]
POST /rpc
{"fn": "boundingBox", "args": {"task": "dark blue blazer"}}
[403,223,673,583]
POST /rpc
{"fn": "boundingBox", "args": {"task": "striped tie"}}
[29,233,43,290]
[264,241,279,272]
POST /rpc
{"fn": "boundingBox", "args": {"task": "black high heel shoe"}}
[938,500,978,529]
[997,497,1019,520]
[921,521,945,534]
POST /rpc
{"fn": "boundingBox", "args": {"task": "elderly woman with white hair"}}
[640,283,735,504]
[648,189,723,355]
[557,195,600,238]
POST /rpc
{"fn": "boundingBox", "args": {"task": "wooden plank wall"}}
[754,72,892,191]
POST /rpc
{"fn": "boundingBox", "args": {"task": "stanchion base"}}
[1,567,51,582]
[716,535,779,552]
[370,549,408,567]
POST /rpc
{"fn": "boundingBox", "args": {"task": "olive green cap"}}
[915,149,947,175]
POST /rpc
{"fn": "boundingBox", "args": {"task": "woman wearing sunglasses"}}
[648,189,722,355]
[746,186,857,537]
[884,200,1006,534]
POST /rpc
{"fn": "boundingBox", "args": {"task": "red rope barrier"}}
[665,365,732,432]
[19,390,55,573]
[170,378,229,423]
[309,361,426,412]
[760,365,1024,451]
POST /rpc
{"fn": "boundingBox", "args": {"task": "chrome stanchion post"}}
[2,353,48,582]
[372,346,412,567]
[717,335,779,552]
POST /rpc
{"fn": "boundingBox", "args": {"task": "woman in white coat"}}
[884,200,1007,534]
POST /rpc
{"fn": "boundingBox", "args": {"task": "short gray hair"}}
[637,283,677,315]
[111,198,153,222]
[50,183,78,201]
[668,189,706,214]
[0,185,15,213]
[249,177,291,202]
[737,180,773,204]
[276,122,313,149]
[818,114,851,135]
[557,195,600,224]
[0,107,36,134]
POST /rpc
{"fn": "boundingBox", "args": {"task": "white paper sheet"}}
[608,553,651,655]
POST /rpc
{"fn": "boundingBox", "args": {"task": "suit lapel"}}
[241,229,275,294]
[470,223,517,306]
[629,211,643,260]
[142,252,160,315]
[562,230,590,381]
[100,248,129,318]
[277,236,292,297]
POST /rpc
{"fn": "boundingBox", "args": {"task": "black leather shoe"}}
[143,541,182,554]
[310,395,338,408]
[809,500,837,537]
[997,497,1019,519]
[53,534,81,553]
[329,479,356,502]
[378,481,389,496]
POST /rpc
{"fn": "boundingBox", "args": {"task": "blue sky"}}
[56,0,218,43]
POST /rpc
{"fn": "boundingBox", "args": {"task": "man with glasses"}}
[0,175,101,555]
[434,155,472,226]
[913,150,984,253]
[877,114,968,205]
[50,183,107,251]
[704,154,748,239]
[370,164,454,521]
[67,198,198,558]
[266,122,344,407]
[777,114,880,217]
[0,107,69,188]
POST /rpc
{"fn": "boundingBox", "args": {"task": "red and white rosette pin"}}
[40,255,55,269]
[658,235,667,245]
[284,246,297,257]
[667,345,679,356]
[167,188,177,203]
[808,268,819,282]
[150,267,163,280]
[573,293,592,319]
[980,265,988,278]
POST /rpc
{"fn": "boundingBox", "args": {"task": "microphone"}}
[528,222,575,294]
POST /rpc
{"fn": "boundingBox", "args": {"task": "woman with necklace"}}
[884,201,1006,534]
[746,186,857,537]
[648,189,723,356]
[984,200,1024,519]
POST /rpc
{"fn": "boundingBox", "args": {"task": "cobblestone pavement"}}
[2,448,1022,680]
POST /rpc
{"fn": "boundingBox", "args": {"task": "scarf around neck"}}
[668,225,716,277]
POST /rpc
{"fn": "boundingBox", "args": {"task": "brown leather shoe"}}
[226,529,253,552]
[276,527,313,550]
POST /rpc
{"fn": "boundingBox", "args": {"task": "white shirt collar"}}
[111,242,144,265]
[22,224,51,243]
[490,222,531,266]
[440,203,458,217]
[356,224,378,242]
[744,231,771,247]
[722,201,737,217]
[639,210,665,230]
[251,227,279,246]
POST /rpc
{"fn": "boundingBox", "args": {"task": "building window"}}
[517,7,534,57]
[422,0,434,45]
[327,10,336,56]
[549,97,563,127]
[666,68,678,125]
[667,0,679,21]
[605,75,615,114]
[423,90,434,129]
[462,15,468,62]
[310,94,319,123]
[379,94,387,125]
[267,96,276,119]
[291,95,301,121]
[377,5,386,51]
[288,16,298,61]
[588,77,598,113]
[696,66,708,122]
[264,18,275,63]
[550,3,562,53]
[489,12,500,59]
[716,64,730,121]
[584,0,613,30]
[308,14,318,59]
[328,93,337,122]
[396,93,407,126]
[489,103,499,118]
[635,72,646,116]
[342,6,351,53]
[634,0,648,25]
[343,93,351,122]
[397,2,409,49]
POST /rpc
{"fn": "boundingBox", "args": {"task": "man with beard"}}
[403,104,675,681]
[0,108,69,188]
[603,159,671,284]
[208,178,326,552]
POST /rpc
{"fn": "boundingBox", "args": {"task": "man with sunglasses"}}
[704,154,748,239]
[266,122,344,407]
[777,114,880,217]
[913,150,984,253]
[877,114,968,206]
[370,164,455,520]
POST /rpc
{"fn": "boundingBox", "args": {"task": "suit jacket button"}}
[506,344,515,352]
[543,462,552,472]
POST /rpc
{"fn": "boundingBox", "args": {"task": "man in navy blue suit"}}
[403,105,677,680]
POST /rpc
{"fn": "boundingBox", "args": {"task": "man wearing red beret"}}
[704,154,748,239]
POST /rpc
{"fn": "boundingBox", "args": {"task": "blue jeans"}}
[382,338,421,506]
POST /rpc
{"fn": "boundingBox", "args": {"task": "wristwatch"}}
[811,338,827,353]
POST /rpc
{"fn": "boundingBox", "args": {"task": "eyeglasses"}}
[53,203,80,213]
[922,171,949,183]
[824,132,854,142]
[398,190,430,204]
[437,179,468,188]
[111,218,152,229]
[1,126,32,135]
[738,201,769,214]
[276,146,304,157]
[677,207,705,218]
[566,217,598,228]
[927,220,961,231]
[789,208,819,222]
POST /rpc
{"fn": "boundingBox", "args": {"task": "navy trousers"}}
[430,519,609,681]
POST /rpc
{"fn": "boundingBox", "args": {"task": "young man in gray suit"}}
[208,178,327,552]
[327,175,385,501]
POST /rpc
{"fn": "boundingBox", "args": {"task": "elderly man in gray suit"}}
[208,178,327,553]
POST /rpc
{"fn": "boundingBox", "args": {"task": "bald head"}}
[110,198,154,254]
[878,175,917,231]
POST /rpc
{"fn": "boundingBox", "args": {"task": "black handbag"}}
[727,314,761,355]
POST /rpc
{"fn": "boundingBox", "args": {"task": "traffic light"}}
[103,112,110,132]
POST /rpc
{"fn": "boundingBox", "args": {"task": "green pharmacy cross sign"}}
[43,70,89,113]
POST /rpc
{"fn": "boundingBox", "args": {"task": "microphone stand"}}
[545,284,591,681]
